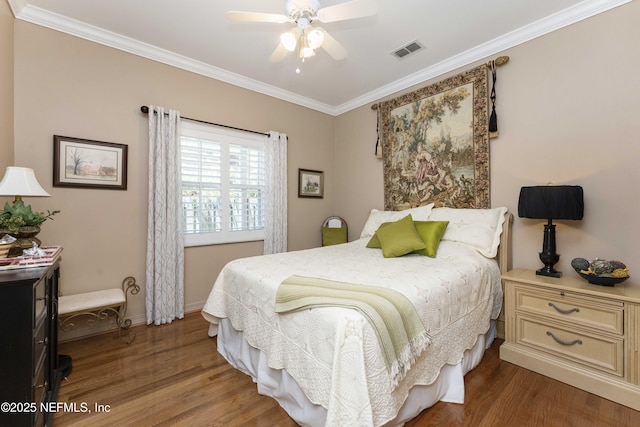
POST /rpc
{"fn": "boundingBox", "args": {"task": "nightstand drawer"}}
[514,284,624,335]
[517,315,624,377]
[34,277,47,327]
[33,319,47,372]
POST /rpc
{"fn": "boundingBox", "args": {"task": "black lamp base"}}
[536,265,562,278]
[537,221,562,278]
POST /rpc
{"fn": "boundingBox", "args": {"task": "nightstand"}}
[500,268,640,411]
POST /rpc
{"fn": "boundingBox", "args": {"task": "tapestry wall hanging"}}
[374,64,490,210]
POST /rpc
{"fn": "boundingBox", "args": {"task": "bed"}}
[202,204,513,426]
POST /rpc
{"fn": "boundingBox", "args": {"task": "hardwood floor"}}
[55,312,640,426]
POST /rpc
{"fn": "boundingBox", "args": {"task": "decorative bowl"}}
[576,271,629,286]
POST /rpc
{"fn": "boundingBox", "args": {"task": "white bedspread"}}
[202,238,502,426]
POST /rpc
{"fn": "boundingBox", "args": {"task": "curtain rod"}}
[370,56,510,110]
[140,106,269,137]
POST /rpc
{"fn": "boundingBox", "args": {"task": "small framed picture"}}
[298,168,324,198]
[53,135,128,190]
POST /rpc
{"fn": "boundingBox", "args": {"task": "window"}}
[180,121,266,246]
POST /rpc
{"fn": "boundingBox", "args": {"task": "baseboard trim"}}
[58,300,207,342]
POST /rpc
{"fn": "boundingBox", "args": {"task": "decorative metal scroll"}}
[374,64,490,210]
[58,276,140,344]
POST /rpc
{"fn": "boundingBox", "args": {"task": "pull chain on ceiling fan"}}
[225,0,378,67]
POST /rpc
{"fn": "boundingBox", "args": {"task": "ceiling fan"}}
[225,0,378,63]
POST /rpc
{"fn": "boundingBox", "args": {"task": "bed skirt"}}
[214,318,497,427]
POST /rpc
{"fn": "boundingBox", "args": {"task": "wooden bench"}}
[58,276,139,343]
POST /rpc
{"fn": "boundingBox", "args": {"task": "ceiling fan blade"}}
[270,43,289,63]
[225,11,290,23]
[319,30,347,60]
[316,0,378,23]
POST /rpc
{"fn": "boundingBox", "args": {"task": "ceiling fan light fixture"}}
[280,30,298,51]
[299,32,316,59]
[300,46,316,59]
[228,0,378,63]
[306,28,324,49]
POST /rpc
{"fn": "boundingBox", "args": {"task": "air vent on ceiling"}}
[392,40,424,59]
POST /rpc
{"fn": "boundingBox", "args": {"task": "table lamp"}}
[0,167,51,255]
[518,185,584,278]
[0,166,51,201]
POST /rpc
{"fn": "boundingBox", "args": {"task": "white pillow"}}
[359,203,434,239]
[427,207,508,258]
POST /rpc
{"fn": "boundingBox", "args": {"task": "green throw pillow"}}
[375,215,426,258]
[366,222,391,248]
[322,226,347,246]
[413,221,449,257]
[366,234,380,248]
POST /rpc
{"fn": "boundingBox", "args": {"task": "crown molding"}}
[333,0,633,115]
[12,0,632,117]
[12,3,337,115]
[7,0,28,16]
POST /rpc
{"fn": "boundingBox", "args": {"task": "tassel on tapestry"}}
[488,56,509,139]
[489,61,498,136]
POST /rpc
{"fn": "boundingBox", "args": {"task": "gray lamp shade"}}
[518,185,584,220]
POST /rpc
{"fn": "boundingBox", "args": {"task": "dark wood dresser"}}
[0,259,63,427]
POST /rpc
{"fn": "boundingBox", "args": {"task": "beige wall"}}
[6,1,639,337]
[0,1,13,168]
[12,21,335,330]
[335,1,640,277]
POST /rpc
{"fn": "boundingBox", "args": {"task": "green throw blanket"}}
[275,275,431,388]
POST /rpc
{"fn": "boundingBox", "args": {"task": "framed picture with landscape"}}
[53,135,128,190]
[298,168,324,198]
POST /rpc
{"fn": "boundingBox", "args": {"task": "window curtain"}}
[146,105,185,325]
[264,132,288,255]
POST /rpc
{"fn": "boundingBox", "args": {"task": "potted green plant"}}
[0,200,60,255]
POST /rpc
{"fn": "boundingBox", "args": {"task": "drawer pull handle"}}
[546,331,582,346]
[548,302,579,315]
